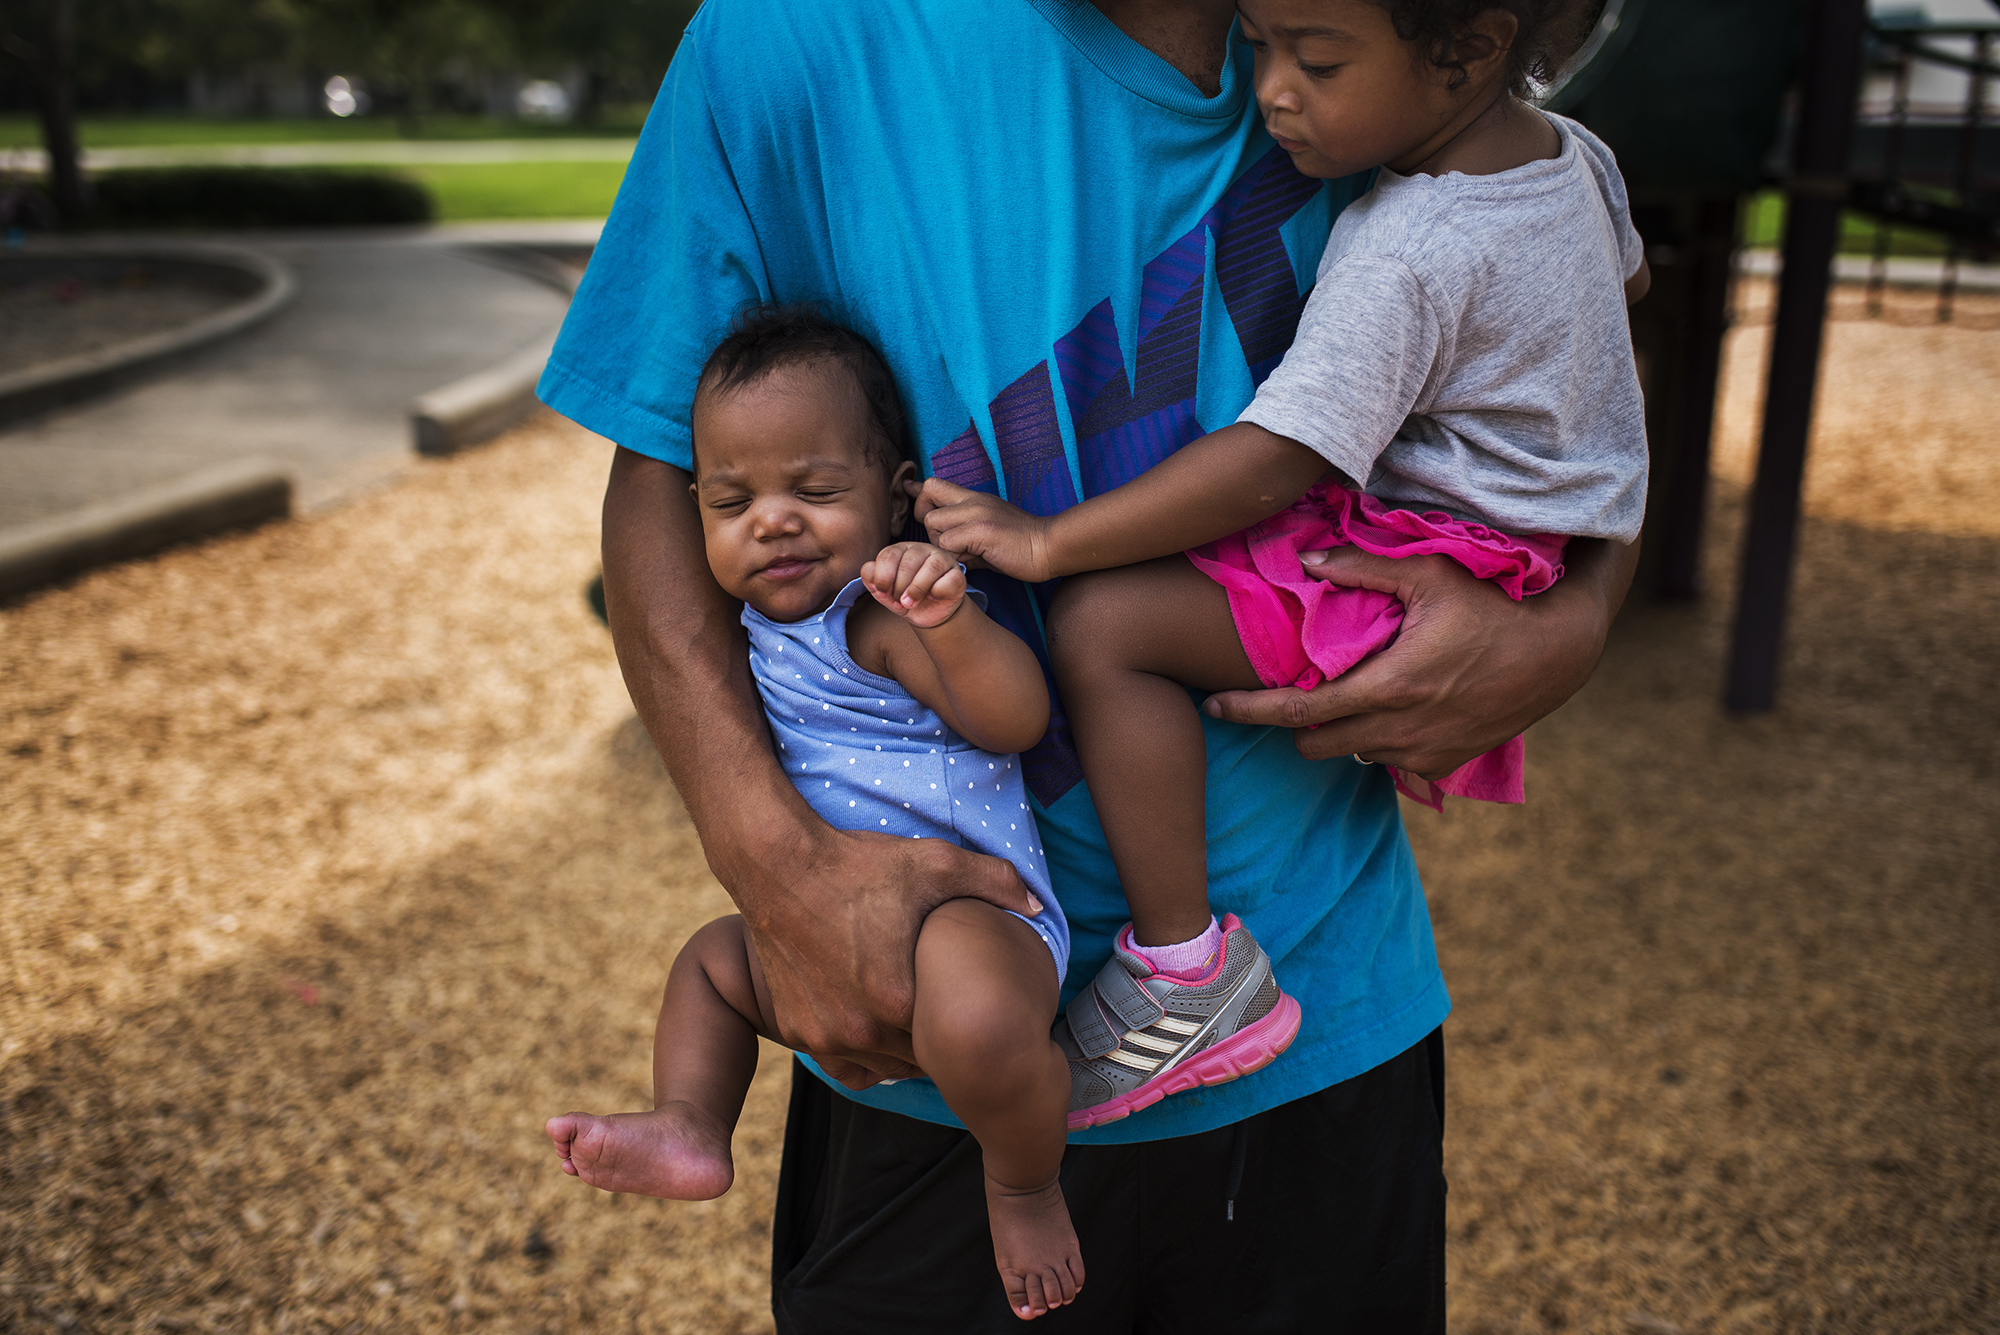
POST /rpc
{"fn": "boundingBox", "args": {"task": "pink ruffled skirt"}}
[1187,480,1567,810]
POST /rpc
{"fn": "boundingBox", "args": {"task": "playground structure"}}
[1555,0,1998,711]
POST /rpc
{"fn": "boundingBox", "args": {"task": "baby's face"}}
[1237,0,1463,179]
[691,361,915,624]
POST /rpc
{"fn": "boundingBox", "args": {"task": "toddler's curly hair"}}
[1371,0,1600,95]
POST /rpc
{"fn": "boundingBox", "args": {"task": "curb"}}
[0,231,589,599]
[0,458,294,601]
[409,243,584,456]
[413,332,559,456]
[0,240,297,427]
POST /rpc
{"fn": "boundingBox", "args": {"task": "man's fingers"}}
[814,1056,884,1091]
[743,832,1033,1109]
[813,1053,924,1091]
[907,838,1042,918]
[1202,671,1388,733]
[772,995,922,1074]
[1202,678,1464,774]
[1295,545,1437,599]
[1198,676,1403,761]
[1202,653,1461,766]
[1285,713,1406,765]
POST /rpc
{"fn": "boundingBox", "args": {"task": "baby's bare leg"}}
[546,915,775,1200]
[912,899,1080,1321]
[1047,556,1262,946]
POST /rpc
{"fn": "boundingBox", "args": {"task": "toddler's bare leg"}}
[545,914,776,1200]
[913,898,1081,1321]
[1047,555,1263,946]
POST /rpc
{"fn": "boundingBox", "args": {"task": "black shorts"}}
[772,1029,1447,1334]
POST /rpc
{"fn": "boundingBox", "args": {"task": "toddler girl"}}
[546,307,1112,1320]
[919,0,1649,1123]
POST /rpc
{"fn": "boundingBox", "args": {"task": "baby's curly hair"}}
[695,302,910,473]
[1371,0,1599,96]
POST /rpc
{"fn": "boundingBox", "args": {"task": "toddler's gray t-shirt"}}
[1239,111,1648,541]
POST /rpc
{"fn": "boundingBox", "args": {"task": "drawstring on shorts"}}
[1224,1119,1249,1221]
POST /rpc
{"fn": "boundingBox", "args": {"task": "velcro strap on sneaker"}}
[1065,989,1120,1059]
[1091,958,1166,1033]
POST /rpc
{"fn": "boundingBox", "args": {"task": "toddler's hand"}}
[861,542,969,629]
[916,478,1055,584]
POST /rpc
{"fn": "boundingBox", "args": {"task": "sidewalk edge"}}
[409,243,583,456]
[0,458,295,601]
[0,241,297,427]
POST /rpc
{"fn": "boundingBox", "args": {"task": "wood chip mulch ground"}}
[3,283,1995,1333]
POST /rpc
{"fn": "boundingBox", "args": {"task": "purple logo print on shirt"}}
[931,148,1328,807]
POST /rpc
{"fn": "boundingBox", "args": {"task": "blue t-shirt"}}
[540,0,1449,1144]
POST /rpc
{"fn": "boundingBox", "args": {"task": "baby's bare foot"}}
[985,1174,1085,1321]
[544,1104,733,1200]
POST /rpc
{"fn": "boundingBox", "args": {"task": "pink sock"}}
[1128,916,1223,982]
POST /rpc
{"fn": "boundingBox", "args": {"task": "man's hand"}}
[730,825,1041,1089]
[1201,539,1637,777]
[917,478,1057,583]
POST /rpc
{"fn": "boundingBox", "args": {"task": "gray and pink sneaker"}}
[1057,914,1301,1130]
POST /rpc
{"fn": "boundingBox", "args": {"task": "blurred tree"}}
[1,0,86,223]
[291,0,512,132]
[484,0,699,121]
[0,0,697,196]
[116,0,313,87]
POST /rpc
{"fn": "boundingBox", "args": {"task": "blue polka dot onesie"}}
[743,578,1069,978]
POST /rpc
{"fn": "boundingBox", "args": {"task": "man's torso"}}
[541,0,1451,1141]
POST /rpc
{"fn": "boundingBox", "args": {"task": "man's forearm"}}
[1541,535,1640,663]
[600,446,813,889]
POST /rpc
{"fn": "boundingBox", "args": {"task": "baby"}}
[919,0,1650,1116]
[546,307,1092,1320]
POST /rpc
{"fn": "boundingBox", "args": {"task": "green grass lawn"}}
[400,161,629,220]
[4,119,1971,241]
[0,110,649,152]
[1740,188,1953,258]
[46,161,626,223]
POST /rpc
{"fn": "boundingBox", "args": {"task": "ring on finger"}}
[1352,753,1374,765]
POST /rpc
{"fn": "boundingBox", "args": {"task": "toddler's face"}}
[1237,0,1463,179]
[691,361,916,624]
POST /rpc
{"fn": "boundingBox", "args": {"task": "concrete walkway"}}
[1737,247,2000,291]
[0,222,599,534]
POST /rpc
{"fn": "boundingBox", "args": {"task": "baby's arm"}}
[851,543,1052,756]
[919,422,1329,584]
